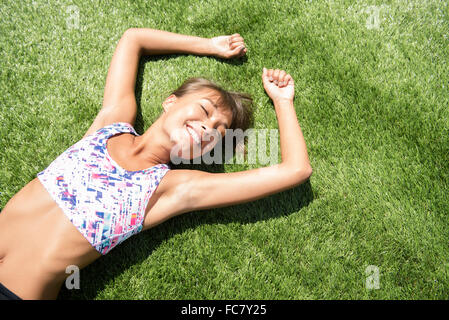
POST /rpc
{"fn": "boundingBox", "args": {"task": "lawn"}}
[0,0,448,299]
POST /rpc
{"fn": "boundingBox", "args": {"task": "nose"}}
[202,119,223,135]
[201,123,221,143]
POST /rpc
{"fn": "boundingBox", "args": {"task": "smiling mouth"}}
[186,124,201,145]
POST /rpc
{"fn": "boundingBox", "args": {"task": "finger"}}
[236,38,245,45]
[230,45,245,57]
[262,68,273,88]
[285,74,294,86]
[231,36,245,41]
[278,70,287,87]
[262,67,271,85]
[239,47,247,57]
[273,69,280,85]
[230,35,244,45]
[239,46,247,57]
[229,38,244,48]
[267,68,274,81]
[230,41,245,50]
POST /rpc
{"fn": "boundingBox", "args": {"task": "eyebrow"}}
[204,98,219,110]
[203,98,229,130]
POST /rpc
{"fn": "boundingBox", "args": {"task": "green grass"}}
[1,0,448,299]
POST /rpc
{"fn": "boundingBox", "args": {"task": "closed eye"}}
[200,105,209,116]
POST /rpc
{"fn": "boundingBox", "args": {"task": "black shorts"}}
[0,282,22,300]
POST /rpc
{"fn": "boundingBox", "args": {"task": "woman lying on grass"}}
[0,28,312,299]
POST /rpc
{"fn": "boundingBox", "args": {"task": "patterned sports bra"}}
[37,122,170,255]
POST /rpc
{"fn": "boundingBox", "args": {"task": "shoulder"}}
[83,103,136,138]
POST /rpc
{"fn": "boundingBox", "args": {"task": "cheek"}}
[171,108,199,129]
[163,110,188,131]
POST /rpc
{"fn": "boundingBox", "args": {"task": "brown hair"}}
[170,77,254,132]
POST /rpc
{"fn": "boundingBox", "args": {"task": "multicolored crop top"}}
[37,122,170,255]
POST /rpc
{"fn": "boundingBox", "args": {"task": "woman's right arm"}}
[84,28,247,138]
[164,69,312,213]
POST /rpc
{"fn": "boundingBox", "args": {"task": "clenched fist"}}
[262,68,294,103]
[210,33,247,59]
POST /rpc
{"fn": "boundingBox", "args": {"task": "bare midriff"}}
[0,178,102,299]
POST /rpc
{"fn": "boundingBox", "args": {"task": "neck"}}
[130,116,172,166]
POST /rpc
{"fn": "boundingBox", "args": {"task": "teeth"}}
[186,126,201,144]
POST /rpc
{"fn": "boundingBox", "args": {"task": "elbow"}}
[123,28,137,39]
[293,164,313,183]
[300,164,313,180]
[123,28,146,42]
[121,28,142,53]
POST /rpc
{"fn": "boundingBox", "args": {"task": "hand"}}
[210,33,247,59]
[262,68,295,103]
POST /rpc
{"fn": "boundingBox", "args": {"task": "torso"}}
[0,133,181,299]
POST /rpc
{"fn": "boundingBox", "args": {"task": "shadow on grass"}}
[58,178,313,300]
[58,53,312,300]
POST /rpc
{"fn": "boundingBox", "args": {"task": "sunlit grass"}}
[0,0,448,299]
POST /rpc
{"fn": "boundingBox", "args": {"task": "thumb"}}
[231,45,245,56]
[262,67,270,84]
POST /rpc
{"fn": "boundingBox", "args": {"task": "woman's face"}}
[161,88,233,160]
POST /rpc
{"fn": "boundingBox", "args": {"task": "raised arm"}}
[84,28,247,137]
[102,28,220,110]
[168,68,312,213]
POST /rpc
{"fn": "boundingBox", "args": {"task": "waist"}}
[0,194,102,298]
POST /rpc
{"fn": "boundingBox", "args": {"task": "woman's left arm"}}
[84,28,246,137]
